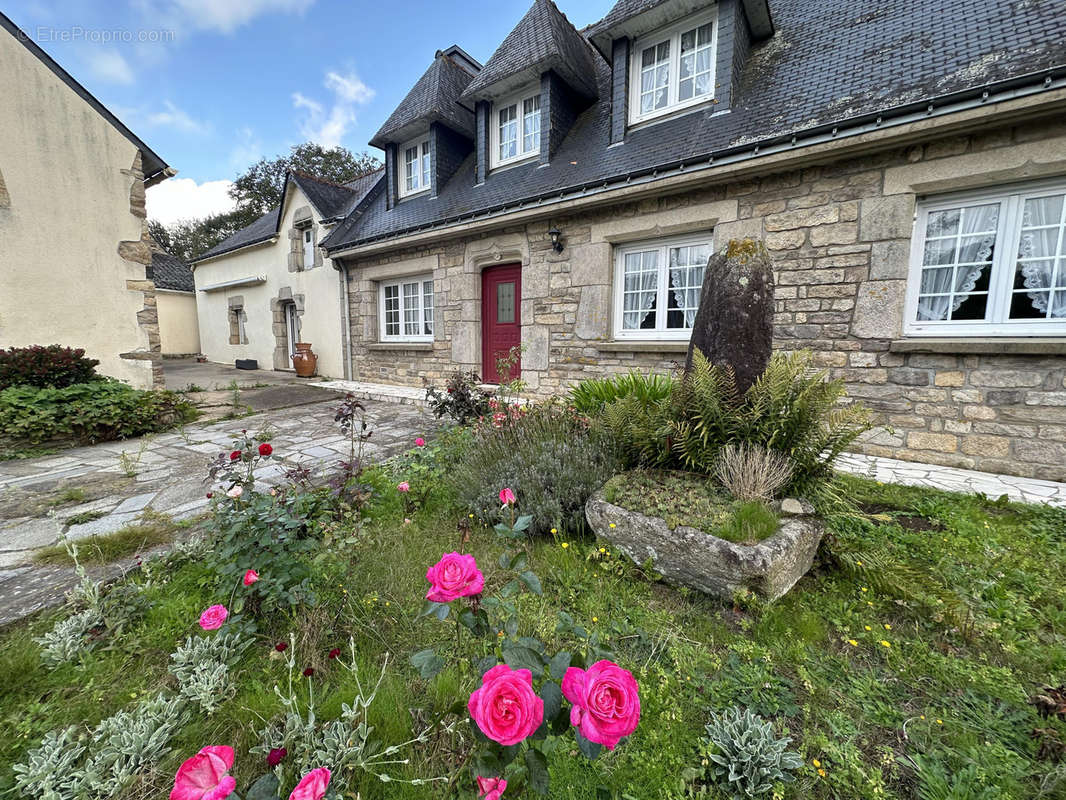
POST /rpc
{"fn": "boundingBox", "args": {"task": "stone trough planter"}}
[585,490,824,601]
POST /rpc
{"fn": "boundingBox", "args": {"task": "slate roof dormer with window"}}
[458,0,600,179]
[369,45,482,207]
[314,0,1066,255]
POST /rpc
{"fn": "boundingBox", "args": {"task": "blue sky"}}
[5,0,614,222]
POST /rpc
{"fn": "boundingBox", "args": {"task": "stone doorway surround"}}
[271,287,305,370]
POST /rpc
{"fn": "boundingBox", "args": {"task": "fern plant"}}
[687,706,804,798]
[598,351,871,497]
[569,371,674,414]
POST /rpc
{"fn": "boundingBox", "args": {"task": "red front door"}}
[481,264,522,383]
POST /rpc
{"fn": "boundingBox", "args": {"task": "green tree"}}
[228,143,381,217]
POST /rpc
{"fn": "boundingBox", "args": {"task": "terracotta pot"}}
[291,342,317,377]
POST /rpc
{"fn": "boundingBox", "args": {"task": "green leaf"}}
[509,551,529,571]
[513,515,533,532]
[517,636,545,654]
[475,656,498,677]
[246,773,279,800]
[498,552,511,569]
[410,648,445,680]
[525,747,550,795]
[540,680,562,721]
[575,729,603,760]
[500,579,520,599]
[505,616,519,637]
[459,610,478,631]
[549,651,572,681]
[519,570,543,595]
[433,603,450,621]
[501,644,544,673]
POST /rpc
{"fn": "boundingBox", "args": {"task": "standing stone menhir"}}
[685,239,775,396]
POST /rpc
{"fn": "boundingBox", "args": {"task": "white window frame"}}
[302,226,315,268]
[379,274,435,342]
[904,177,1066,337]
[398,136,431,199]
[612,232,714,340]
[489,87,541,169]
[628,6,719,126]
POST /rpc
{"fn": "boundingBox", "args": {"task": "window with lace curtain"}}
[612,233,713,339]
[905,179,1066,336]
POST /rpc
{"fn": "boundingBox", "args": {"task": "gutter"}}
[324,66,1066,257]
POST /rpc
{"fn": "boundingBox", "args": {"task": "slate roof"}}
[586,0,772,53]
[0,11,170,182]
[460,0,599,101]
[324,0,1066,252]
[370,49,480,147]
[192,168,383,263]
[151,249,195,292]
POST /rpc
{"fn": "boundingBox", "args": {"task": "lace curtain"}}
[1019,195,1066,318]
[668,246,708,328]
[917,204,998,321]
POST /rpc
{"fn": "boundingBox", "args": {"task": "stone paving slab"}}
[835,453,1066,508]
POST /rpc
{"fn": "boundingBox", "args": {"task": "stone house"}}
[219,0,1066,482]
[189,170,381,378]
[0,12,174,389]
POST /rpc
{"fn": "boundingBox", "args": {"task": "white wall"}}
[192,184,347,378]
[157,291,200,355]
[0,30,155,388]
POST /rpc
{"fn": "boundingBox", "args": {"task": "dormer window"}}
[490,89,540,169]
[629,8,717,125]
[399,136,431,198]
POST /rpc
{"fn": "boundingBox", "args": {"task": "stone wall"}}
[344,115,1066,481]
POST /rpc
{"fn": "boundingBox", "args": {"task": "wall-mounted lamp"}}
[548,226,564,253]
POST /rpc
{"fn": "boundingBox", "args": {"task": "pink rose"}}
[170,745,236,800]
[499,487,516,506]
[199,605,228,631]
[562,660,640,750]
[397,481,410,493]
[243,569,259,586]
[226,486,243,499]
[476,775,507,800]
[415,437,426,447]
[425,552,484,602]
[289,767,330,800]
[468,664,544,746]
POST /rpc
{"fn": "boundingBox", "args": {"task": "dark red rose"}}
[206,492,213,499]
[229,450,241,461]
[275,642,288,652]
[266,747,287,768]
[303,667,314,677]
[258,443,273,456]
[328,648,341,660]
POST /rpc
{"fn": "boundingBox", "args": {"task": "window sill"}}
[890,338,1066,356]
[596,340,690,354]
[368,342,434,352]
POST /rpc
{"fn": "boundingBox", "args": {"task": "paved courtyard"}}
[0,393,436,624]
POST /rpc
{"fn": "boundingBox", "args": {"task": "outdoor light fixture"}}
[549,226,564,253]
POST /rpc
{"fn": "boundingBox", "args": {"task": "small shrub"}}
[0,380,198,446]
[451,403,620,535]
[715,443,793,501]
[687,706,803,798]
[425,371,493,425]
[569,371,673,415]
[35,608,102,668]
[169,632,251,713]
[717,500,779,545]
[12,727,85,800]
[0,344,99,389]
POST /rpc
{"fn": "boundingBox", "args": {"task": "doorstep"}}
[312,380,428,407]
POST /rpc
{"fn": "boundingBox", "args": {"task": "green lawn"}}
[2,471,1065,799]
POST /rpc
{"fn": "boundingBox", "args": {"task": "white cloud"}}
[85,48,134,84]
[146,177,236,225]
[137,0,315,36]
[146,100,209,134]
[293,71,374,149]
